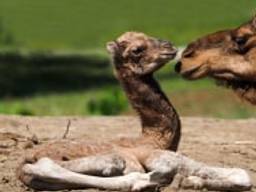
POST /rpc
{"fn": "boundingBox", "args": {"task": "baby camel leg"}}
[57,153,126,176]
[19,153,127,188]
[22,157,157,191]
[58,152,145,175]
[20,150,252,191]
[144,150,252,191]
[182,166,252,191]
[182,174,251,191]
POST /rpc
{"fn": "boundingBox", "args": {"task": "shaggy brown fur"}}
[217,79,256,104]
[18,32,180,189]
[176,16,256,104]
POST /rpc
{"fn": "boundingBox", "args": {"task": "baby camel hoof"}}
[127,172,158,192]
[22,157,62,179]
[181,176,204,190]
[227,169,252,190]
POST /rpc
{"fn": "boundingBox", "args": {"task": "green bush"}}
[15,108,34,116]
[87,89,128,115]
[0,18,16,46]
[0,103,35,116]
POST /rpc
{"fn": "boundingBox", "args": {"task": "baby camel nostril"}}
[159,39,173,48]
[175,62,182,73]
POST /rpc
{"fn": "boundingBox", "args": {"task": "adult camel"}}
[176,16,256,105]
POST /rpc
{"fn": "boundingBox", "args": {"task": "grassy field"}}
[0,1,256,118]
[1,59,256,118]
[0,0,255,49]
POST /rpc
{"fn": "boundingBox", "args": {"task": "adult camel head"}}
[176,16,256,104]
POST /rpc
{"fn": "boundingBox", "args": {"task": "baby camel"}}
[18,32,181,190]
[176,16,256,104]
[18,32,252,191]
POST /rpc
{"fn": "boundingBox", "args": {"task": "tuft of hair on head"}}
[117,31,146,43]
[250,13,256,28]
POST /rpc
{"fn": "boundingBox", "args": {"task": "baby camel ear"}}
[106,41,119,55]
[251,15,256,28]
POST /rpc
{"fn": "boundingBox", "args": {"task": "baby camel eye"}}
[131,47,145,55]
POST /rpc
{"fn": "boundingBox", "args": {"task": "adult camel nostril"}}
[183,48,195,58]
[175,61,182,73]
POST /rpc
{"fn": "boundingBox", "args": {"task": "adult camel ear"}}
[106,41,119,55]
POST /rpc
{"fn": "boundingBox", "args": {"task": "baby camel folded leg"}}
[144,150,252,191]
[19,153,127,190]
[20,150,252,191]
[22,157,157,191]
[57,153,126,176]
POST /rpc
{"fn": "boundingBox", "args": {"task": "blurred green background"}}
[0,0,256,118]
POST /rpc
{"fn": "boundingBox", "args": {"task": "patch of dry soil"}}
[0,115,255,192]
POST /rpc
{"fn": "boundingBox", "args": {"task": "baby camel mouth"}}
[161,53,176,57]
[160,50,177,60]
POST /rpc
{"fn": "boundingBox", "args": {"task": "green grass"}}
[0,0,255,49]
[0,86,120,116]
[0,1,256,118]
[1,63,256,118]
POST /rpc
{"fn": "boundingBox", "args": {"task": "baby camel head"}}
[175,16,256,104]
[176,16,256,81]
[107,32,177,76]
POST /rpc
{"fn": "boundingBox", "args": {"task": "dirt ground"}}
[0,115,255,192]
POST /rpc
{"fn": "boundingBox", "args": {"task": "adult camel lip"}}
[179,64,203,79]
